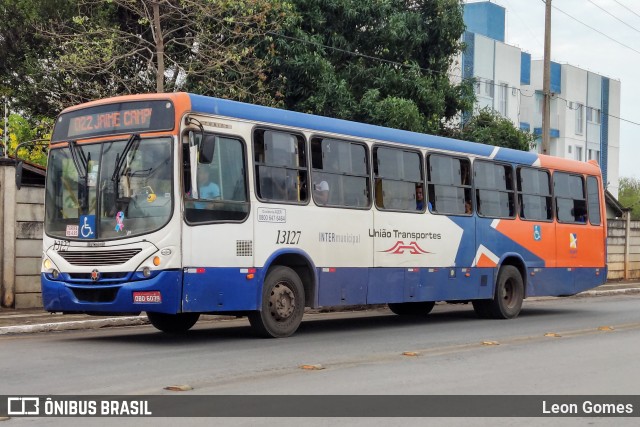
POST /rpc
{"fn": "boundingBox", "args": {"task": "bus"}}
[36,92,607,338]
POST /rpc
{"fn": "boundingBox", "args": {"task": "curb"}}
[0,288,638,335]
[0,316,149,336]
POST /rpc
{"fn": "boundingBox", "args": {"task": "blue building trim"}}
[534,127,560,138]
[601,77,609,185]
[520,122,531,132]
[463,2,506,42]
[551,62,562,93]
[520,52,531,85]
[188,94,540,166]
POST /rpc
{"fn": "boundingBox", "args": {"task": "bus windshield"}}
[45,137,173,240]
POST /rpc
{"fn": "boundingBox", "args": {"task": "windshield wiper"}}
[111,134,140,182]
[68,140,90,211]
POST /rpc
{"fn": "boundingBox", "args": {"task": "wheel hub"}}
[269,283,295,320]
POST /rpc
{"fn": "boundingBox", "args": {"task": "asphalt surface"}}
[0,281,639,335]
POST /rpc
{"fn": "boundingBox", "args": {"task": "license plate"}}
[133,291,162,303]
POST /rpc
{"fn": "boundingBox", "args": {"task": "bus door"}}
[181,132,254,312]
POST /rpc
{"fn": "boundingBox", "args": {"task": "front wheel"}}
[147,312,200,333]
[248,266,305,338]
[388,301,435,316]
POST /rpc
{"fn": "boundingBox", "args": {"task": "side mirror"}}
[15,161,23,190]
[198,135,216,164]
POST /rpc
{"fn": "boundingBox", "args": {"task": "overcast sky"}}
[466,0,640,181]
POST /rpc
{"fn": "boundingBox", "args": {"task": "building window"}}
[484,79,494,98]
[575,103,584,134]
[568,145,572,154]
[498,83,508,116]
[586,107,601,124]
[575,146,583,161]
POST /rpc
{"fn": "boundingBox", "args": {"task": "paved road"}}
[1,295,639,425]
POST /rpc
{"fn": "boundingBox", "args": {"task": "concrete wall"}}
[0,162,45,308]
[607,218,640,280]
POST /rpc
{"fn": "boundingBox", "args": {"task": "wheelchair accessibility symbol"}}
[79,215,96,239]
[533,225,542,241]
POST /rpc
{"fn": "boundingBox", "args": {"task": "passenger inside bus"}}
[415,184,425,210]
[314,180,330,205]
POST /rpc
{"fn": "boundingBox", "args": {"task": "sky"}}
[465,0,640,181]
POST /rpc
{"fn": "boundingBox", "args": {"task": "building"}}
[459,1,621,197]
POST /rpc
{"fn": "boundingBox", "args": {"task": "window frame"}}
[252,127,309,206]
[426,152,473,216]
[516,165,554,223]
[473,159,516,220]
[310,135,371,209]
[183,131,251,226]
[373,144,425,213]
[553,171,588,225]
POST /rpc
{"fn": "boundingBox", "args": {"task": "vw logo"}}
[90,269,100,282]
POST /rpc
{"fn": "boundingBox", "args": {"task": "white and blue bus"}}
[38,92,607,337]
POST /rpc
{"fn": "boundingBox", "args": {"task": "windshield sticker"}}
[115,211,125,232]
[65,225,79,238]
[79,215,96,239]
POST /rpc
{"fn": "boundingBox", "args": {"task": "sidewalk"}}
[1,281,639,335]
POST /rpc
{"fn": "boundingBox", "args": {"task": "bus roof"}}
[57,92,601,176]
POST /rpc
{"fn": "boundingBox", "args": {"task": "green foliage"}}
[618,177,640,220]
[267,0,474,133]
[445,108,536,151]
[1,114,52,167]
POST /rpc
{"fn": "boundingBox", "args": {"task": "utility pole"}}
[541,0,552,155]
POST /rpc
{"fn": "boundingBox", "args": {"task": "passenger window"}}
[587,176,601,226]
[253,129,308,204]
[517,167,552,221]
[184,135,249,223]
[373,147,423,212]
[554,172,587,223]
[427,154,472,215]
[474,161,515,219]
[311,137,370,208]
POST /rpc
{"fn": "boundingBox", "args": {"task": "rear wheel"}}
[248,266,305,338]
[388,301,435,316]
[147,312,200,333]
[473,265,524,319]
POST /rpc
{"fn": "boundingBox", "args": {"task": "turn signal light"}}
[153,256,161,266]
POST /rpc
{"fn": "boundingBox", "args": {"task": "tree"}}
[0,113,52,167]
[618,177,640,220]
[444,108,536,151]
[266,0,474,133]
[23,0,290,114]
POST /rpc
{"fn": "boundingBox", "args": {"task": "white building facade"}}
[460,1,621,197]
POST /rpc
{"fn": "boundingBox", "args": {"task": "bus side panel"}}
[419,268,494,301]
[181,268,262,312]
[525,268,575,297]
[367,268,405,304]
[317,268,368,306]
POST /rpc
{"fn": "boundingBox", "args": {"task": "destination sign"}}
[52,100,175,142]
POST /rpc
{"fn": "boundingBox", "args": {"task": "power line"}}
[587,0,640,36]
[612,0,640,21]
[546,0,640,56]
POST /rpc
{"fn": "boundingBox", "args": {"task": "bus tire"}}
[248,266,305,338]
[474,265,524,319]
[388,301,435,316]
[147,312,200,333]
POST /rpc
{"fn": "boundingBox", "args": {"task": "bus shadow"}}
[67,303,585,345]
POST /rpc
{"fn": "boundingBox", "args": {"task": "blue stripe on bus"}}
[41,270,183,314]
[188,94,539,164]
